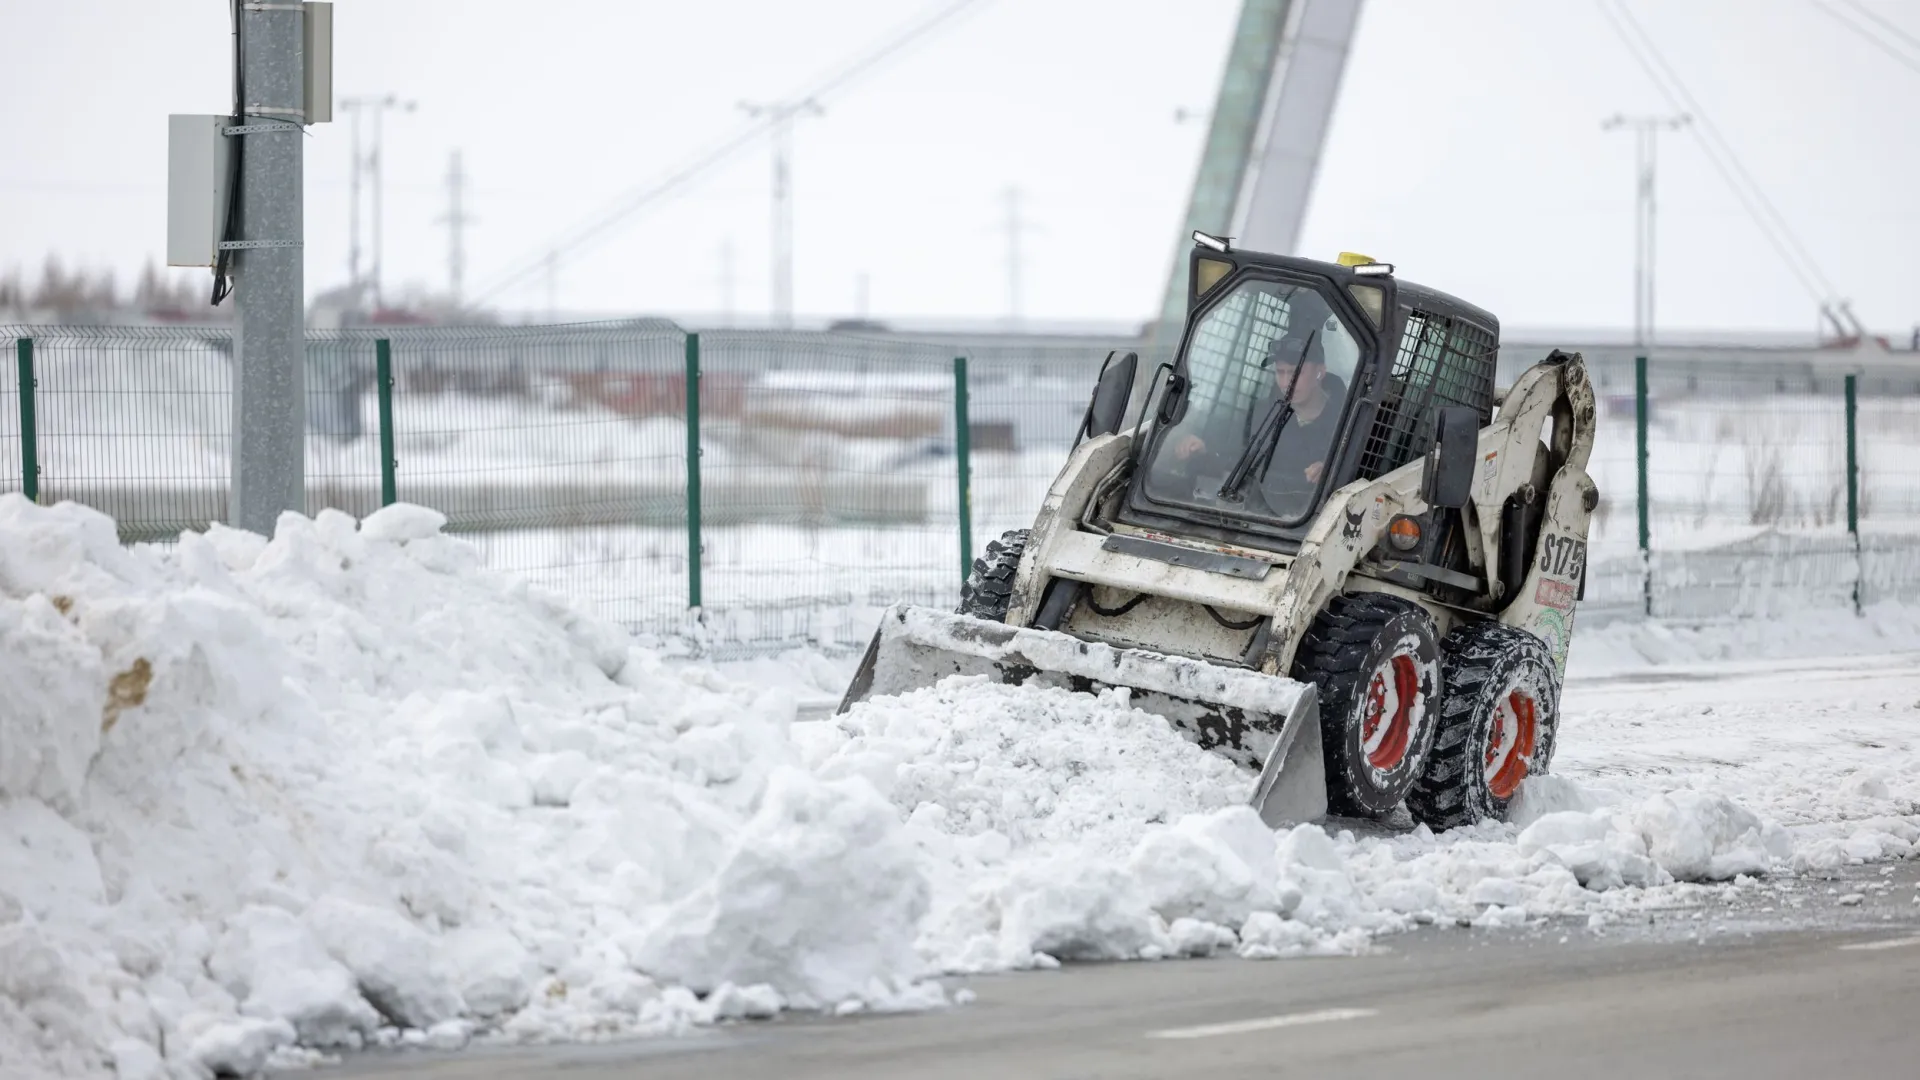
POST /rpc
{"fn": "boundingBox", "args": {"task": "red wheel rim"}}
[1484,689,1538,800]
[1361,652,1419,771]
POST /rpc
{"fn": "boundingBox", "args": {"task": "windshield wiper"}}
[1217,331,1314,502]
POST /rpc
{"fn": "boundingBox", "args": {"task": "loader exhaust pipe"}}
[837,605,1327,827]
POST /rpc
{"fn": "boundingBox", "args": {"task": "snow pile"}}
[1512,792,1793,891]
[796,679,1833,974]
[4,491,1916,1079]
[0,495,930,1079]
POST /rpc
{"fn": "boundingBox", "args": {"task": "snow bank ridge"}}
[1,493,1907,1080]
[0,496,930,1079]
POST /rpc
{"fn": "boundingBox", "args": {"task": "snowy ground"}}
[4,494,1920,1080]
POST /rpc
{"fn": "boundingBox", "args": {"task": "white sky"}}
[2,1,1917,334]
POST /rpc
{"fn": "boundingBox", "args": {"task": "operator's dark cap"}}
[1266,321,1326,367]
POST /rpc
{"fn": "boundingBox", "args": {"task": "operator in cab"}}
[1166,315,1350,519]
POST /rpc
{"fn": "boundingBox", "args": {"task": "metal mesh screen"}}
[1359,310,1498,479]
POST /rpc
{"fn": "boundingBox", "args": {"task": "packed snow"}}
[3,493,1920,1079]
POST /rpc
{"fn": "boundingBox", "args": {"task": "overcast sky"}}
[3,1,1916,334]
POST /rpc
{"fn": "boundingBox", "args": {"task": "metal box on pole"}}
[165,115,231,267]
[304,3,333,123]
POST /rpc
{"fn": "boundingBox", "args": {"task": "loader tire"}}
[1407,621,1561,831]
[1291,592,1442,819]
[959,529,1030,623]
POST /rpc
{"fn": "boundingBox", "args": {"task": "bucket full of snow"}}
[836,605,1325,827]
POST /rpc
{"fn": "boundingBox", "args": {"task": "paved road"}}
[337,860,1920,1080]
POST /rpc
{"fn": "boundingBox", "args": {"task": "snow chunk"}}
[1517,811,1665,890]
[1128,805,1283,925]
[208,905,380,1047]
[1631,792,1791,882]
[0,590,106,810]
[305,896,465,1029]
[187,1016,297,1078]
[633,768,930,1007]
[359,502,448,542]
[996,861,1166,963]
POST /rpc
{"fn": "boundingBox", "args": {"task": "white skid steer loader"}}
[840,235,1599,830]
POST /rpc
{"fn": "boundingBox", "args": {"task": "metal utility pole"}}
[339,94,415,308]
[231,2,308,535]
[545,251,557,321]
[1001,187,1031,325]
[740,99,823,328]
[345,104,362,292]
[1603,113,1690,347]
[436,149,475,308]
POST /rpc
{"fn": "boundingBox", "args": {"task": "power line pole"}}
[1602,113,1690,347]
[339,94,414,309]
[740,99,822,328]
[345,104,362,295]
[545,250,557,321]
[230,2,308,535]
[719,237,735,324]
[1002,186,1031,325]
[436,149,475,308]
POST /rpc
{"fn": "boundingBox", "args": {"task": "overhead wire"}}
[1815,0,1920,77]
[1594,0,1837,308]
[1840,0,1920,53]
[471,0,990,307]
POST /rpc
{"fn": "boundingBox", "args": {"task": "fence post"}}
[1635,353,1651,618]
[1846,372,1861,615]
[685,332,703,610]
[15,338,36,503]
[954,356,973,588]
[375,339,397,507]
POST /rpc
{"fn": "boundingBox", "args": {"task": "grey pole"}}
[347,104,362,293]
[739,99,821,329]
[231,1,307,535]
[1602,113,1689,348]
[372,106,385,308]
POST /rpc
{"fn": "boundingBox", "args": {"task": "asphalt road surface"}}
[335,859,1920,1080]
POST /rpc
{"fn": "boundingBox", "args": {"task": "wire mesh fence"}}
[1572,355,1920,620]
[5,322,1919,649]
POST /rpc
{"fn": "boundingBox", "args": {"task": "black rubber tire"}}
[1408,621,1562,831]
[959,529,1030,622]
[1290,592,1442,819]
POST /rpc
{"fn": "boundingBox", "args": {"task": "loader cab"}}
[1119,237,1501,553]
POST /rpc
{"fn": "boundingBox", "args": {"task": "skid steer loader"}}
[839,234,1598,830]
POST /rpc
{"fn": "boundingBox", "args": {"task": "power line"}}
[1841,0,1920,53]
[1595,0,1837,307]
[1815,1,1920,76]
[471,0,990,307]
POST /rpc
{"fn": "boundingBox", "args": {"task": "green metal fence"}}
[5,323,1919,649]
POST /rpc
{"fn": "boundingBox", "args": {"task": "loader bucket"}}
[837,605,1328,827]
